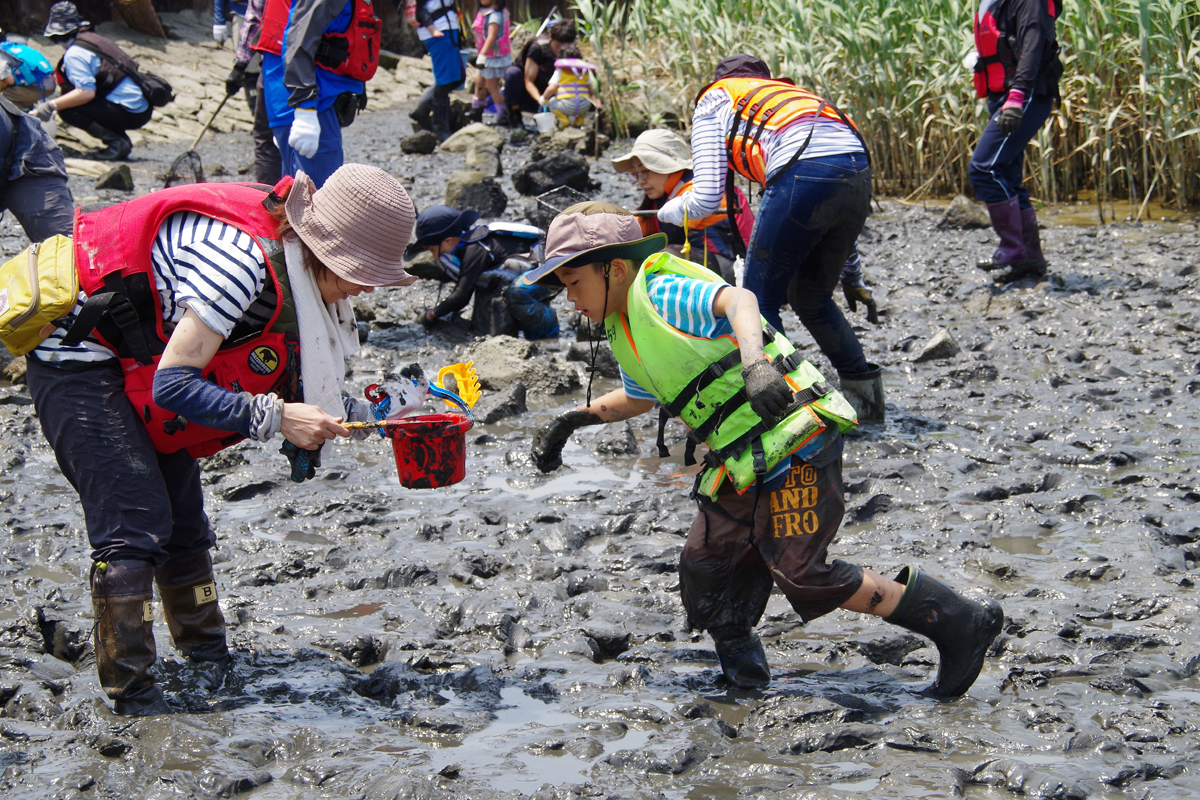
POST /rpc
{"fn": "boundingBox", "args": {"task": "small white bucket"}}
[534,111,557,133]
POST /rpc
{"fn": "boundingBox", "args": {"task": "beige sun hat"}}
[284,165,418,287]
[611,129,692,175]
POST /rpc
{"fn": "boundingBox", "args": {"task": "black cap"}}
[44,1,85,37]
[404,205,481,259]
[712,54,771,83]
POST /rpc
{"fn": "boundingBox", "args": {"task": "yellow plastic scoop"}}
[435,361,482,409]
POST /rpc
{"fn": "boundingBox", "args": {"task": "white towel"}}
[284,236,360,419]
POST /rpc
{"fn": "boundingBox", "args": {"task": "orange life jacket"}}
[638,174,755,255]
[255,0,381,82]
[973,0,1060,98]
[65,182,300,458]
[695,76,857,186]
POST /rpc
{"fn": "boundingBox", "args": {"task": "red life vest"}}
[70,182,300,459]
[695,77,858,187]
[255,0,381,82]
[973,0,1060,98]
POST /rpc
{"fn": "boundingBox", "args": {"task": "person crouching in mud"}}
[25,164,418,715]
[527,203,1003,697]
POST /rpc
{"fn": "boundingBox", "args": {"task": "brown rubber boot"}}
[155,550,230,667]
[91,560,171,716]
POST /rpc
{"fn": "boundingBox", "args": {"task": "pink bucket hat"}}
[523,201,666,286]
[284,165,418,287]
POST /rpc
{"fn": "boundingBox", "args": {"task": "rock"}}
[938,194,991,229]
[912,327,961,362]
[377,49,401,71]
[444,171,508,217]
[532,127,609,159]
[467,335,537,388]
[465,144,501,177]
[512,151,590,196]
[404,249,442,280]
[566,342,620,379]
[594,422,638,456]
[508,127,529,145]
[400,130,439,154]
[94,164,134,191]
[439,122,506,153]
[473,382,527,424]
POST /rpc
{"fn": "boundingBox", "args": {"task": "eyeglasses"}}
[626,169,651,181]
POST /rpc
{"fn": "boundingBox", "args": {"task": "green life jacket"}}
[605,252,858,498]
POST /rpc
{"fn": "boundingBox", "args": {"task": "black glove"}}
[996,104,1023,136]
[843,281,879,324]
[742,360,793,426]
[281,440,322,482]
[531,410,602,473]
[226,61,248,97]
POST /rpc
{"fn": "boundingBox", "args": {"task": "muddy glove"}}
[531,410,602,473]
[843,280,879,324]
[31,100,56,122]
[226,61,247,96]
[742,359,793,426]
[996,103,1023,136]
[476,52,488,67]
[213,23,227,44]
[281,440,321,482]
[288,108,321,159]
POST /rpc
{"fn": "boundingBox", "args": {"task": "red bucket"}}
[382,413,473,489]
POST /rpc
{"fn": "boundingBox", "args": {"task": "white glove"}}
[31,100,56,122]
[288,108,321,159]
[963,50,979,71]
[213,23,228,44]
[657,194,688,226]
[476,52,488,67]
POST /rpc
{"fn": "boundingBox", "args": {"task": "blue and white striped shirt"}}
[33,213,271,363]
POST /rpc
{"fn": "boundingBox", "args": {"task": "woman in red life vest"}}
[25,165,416,716]
[968,0,1063,283]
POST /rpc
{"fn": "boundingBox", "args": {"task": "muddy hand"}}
[531,410,602,473]
[843,282,879,324]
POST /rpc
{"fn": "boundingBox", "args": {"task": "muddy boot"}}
[83,122,132,161]
[711,626,771,689]
[506,104,524,129]
[91,560,171,716]
[410,88,434,133]
[155,550,230,667]
[838,363,885,423]
[431,96,452,142]
[885,566,1003,698]
[990,205,1051,284]
[976,196,1035,274]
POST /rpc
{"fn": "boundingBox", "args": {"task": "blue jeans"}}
[273,104,343,188]
[745,152,872,376]
[968,94,1054,208]
[26,358,215,565]
[505,276,559,338]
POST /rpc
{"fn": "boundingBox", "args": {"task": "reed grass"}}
[574,0,1200,212]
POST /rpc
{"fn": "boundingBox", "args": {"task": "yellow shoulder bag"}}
[0,235,78,356]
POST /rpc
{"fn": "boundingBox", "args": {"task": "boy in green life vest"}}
[525,202,1003,698]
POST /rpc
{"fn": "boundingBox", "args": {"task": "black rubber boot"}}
[712,626,771,689]
[885,566,1003,698]
[410,88,434,133]
[91,560,172,716]
[837,363,885,424]
[83,122,132,161]
[506,104,524,129]
[155,550,230,667]
[431,95,452,142]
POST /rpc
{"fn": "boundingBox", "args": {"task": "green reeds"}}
[576,0,1200,212]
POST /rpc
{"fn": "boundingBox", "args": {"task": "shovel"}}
[163,93,230,188]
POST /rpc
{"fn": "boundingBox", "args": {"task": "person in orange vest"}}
[968,0,1063,283]
[612,129,752,286]
[25,165,416,715]
[659,54,884,422]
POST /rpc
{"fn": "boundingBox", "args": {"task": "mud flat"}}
[1,105,1199,799]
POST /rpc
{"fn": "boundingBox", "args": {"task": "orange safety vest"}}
[695,76,858,186]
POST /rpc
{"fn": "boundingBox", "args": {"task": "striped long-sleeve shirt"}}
[680,86,865,220]
[234,0,268,65]
[33,213,273,363]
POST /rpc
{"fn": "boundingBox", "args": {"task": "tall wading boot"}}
[837,363,885,423]
[506,103,524,129]
[83,121,132,161]
[155,550,230,675]
[409,88,434,133]
[976,196,1037,277]
[884,566,1004,698]
[710,625,772,689]
[996,205,1050,283]
[91,560,172,716]
[431,95,452,142]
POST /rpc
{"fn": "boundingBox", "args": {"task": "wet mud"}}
[2,104,1200,799]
